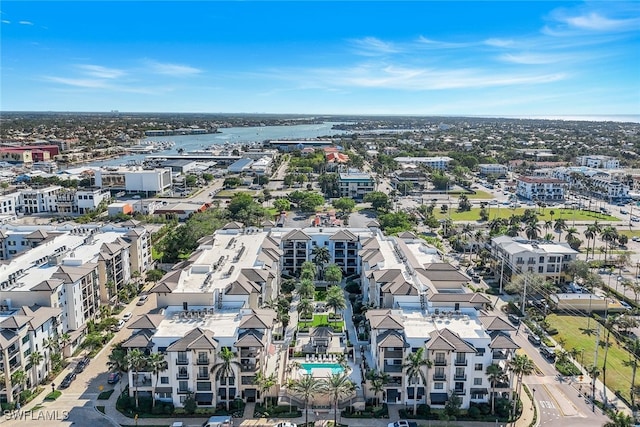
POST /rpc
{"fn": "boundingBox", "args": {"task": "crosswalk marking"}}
[539,400,556,409]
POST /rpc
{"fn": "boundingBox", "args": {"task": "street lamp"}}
[51,383,55,393]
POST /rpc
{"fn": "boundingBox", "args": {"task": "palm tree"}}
[297,298,314,320]
[28,351,44,387]
[624,340,640,410]
[368,371,389,407]
[554,218,567,242]
[300,261,317,281]
[148,352,168,408]
[297,279,316,300]
[508,354,535,415]
[11,370,26,403]
[254,372,277,411]
[107,342,129,393]
[601,226,619,265]
[603,410,634,427]
[601,315,619,406]
[588,364,601,404]
[524,220,541,241]
[486,364,506,415]
[212,347,241,411]
[312,245,331,279]
[402,347,431,415]
[126,349,147,409]
[290,374,323,427]
[60,332,71,356]
[565,226,578,243]
[584,224,597,260]
[325,285,347,316]
[543,220,553,235]
[322,372,356,427]
[461,223,473,262]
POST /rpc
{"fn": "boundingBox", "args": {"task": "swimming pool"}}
[300,363,345,375]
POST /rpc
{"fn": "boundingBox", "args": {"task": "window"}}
[196,382,212,391]
[22,335,29,344]
[474,363,483,371]
[160,377,169,384]
[474,378,482,385]
[178,381,188,392]
[434,383,443,390]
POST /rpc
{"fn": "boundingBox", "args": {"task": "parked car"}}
[107,372,120,384]
[116,319,126,330]
[388,421,411,427]
[528,334,542,346]
[60,372,76,389]
[540,346,556,361]
[75,357,90,373]
[621,301,632,310]
[508,314,521,325]
[122,312,133,322]
[136,294,149,306]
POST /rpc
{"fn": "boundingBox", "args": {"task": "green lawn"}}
[214,190,257,198]
[298,314,343,329]
[44,390,62,401]
[468,190,495,200]
[435,207,620,223]
[546,314,633,403]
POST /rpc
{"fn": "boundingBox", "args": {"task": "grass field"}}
[298,314,343,328]
[435,207,620,223]
[215,190,257,198]
[546,314,633,403]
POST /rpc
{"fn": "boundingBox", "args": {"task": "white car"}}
[388,421,411,427]
[116,319,126,331]
[122,312,133,322]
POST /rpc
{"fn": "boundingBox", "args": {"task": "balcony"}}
[432,374,446,381]
[384,350,403,358]
[434,360,447,366]
[454,389,466,395]
[454,359,467,366]
[492,351,508,360]
[197,358,210,365]
[197,372,210,380]
[241,363,258,372]
[176,372,189,380]
[454,374,467,381]
[177,388,190,394]
[240,350,259,358]
[133,375,152,387]
[383,365,403,373]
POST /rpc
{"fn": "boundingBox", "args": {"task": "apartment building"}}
[0,305,63,404]
[515,176,565,202]
[393,157,453,171]
[0,224,151,337]
[337,172,375,200]
[0,194,19,224]
[576,155,620,169]
[94,166,172,195]
[56,187,111,215]
[478,164,508,177]
[490,236,578,284]
[366,308,518,408]
[18,186,63,214]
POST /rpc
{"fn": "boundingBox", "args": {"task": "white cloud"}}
[416,36,472,49]
[77,64,125,79]
[145,60,202,76]
[18,20,33,25]
[484,38,514,48]
[350,37,401,55]
[498,52,568,65]
[44,76,108,89]
[1,20,10,24]
[563,12,640,32]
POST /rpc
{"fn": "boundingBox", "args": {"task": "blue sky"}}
[1,1,639,116]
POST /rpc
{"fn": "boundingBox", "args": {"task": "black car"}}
[508,314,521,325]
[75,357,90,373]
[528,334,542,346]
[60,372,76,389]
[540,346,556,361]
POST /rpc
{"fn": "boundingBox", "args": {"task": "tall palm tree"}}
[624,339,640,410]
[368,371,389,407]
[211,347,241,411]
[486,364,507,415]
[461,223,473,262]
[11,370,26,403]
[508,354,535,416]
[588,364,601,404]
[290,374,323,427]
[148,352,168,408]
[543,220,553,236]
[524,220,541,241]
[312,246,331,279]
[601,315,619,406]
[126,349,147,409]
[601,226,619,265]
[297,279,315,300]
[584,224,596,260]
[27,351,43,388]
[565,226,579,243]
[254,372,277,411]
[554,218,567,242]
[107,342,129,393]
[325,285,347,316]
[60,332,71,356]
[322,372,356,427]
[402,347,432,415]
[300,261,317,281]
[297,298,314,319]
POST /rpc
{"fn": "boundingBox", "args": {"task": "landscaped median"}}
[546,314,634,404]
[434,207,620,222]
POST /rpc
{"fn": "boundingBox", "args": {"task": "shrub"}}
[467,406,481,419]
[163,404,174,415]
[345,282,360,293]
[151,405,163,415]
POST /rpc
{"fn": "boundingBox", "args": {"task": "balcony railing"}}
[176,372,189,380]
[434,360,447,366]
[176,359,189,365]
[492,351,508,360]
[454,389,466,395]
[454,374,467,381]
[197,358,210,365]
[197,373,210,380]
[383,365,403,373]
[432,374,446,381]
[241,363,258,372]
[454,359,467,366]
[384,350,403,358]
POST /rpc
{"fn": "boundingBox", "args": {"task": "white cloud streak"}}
[18,20,33,25]
[76,64,125,79]
[145,60,202,76]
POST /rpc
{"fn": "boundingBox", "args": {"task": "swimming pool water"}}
[300,363,344,374]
